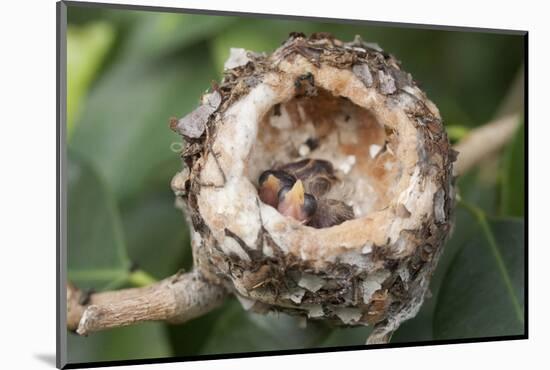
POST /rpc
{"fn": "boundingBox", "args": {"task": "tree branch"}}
[67,270,228,335]
[453,113,521,176]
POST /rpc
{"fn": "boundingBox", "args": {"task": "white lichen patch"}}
[298,274,325,293]
[401,85,424,102]
[201,90,222,109]
[363,42,383,52]
[434,188,446,223]
[391,234,410,255]
[362,270,391,303]
[333,307,363,324]
[304,304,325,318]
[397,265,410,283]
[352,63,373,87]
[283,287,306,304]
[385,166,439,244]
[335,250,379,271]
[224,48,251,70]
[377,70,396,95]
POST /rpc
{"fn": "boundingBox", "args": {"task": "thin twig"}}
[67,271,227,335]
[453,113,521,176]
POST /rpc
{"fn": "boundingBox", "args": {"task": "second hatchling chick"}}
[307,198,355,229]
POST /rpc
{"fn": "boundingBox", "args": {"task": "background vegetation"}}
[66,5,525,364]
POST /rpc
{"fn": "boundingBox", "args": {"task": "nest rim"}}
[196,55,445,267]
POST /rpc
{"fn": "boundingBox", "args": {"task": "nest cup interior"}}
[248,87,404,219]
[198,60,432,262]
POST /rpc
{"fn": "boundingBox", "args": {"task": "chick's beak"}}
[259,174,280,208]
[278,180,309,222]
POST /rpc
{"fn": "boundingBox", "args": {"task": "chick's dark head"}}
[278,159,338,198]
[258,170,296,208]
[277,180,317,223]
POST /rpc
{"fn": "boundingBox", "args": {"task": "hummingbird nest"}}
[171,33,455,343]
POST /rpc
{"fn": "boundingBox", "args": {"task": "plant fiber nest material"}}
[171,33,455,343]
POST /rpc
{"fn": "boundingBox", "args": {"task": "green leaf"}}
[70,44,217,202]
[445,124,470,143]
[317,326,371,347]
[433,216,525,339]
[67,323,172,364]
[500,122,525,217]
[390,301,435,343]
[67,6,143,28]
[67,22,115,136]
[67,150,130,289]
[121,190,191,279]
[168,299,233,357]
[200,299,331,354]
[122,12,235,60]
[67,151,170,365]
[391,206,482,344]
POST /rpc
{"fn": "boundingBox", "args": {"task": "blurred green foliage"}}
[434,216,524,339]
[500,123,525,217]
[66,5,525,365]
[68,149,129,289]
[67,21,114,135]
